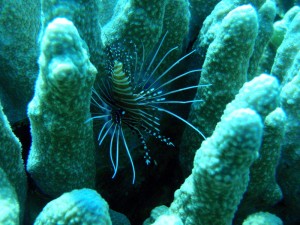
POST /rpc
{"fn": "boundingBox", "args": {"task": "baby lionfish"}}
[86,33,207,184]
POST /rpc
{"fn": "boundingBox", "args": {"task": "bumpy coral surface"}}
[0,0,299,225]
[26,18,97,197]
[0,102,27,221]
[242,211,283,225]
[0,168,20,225]
[34,188,112,225]
[170,108,263,225]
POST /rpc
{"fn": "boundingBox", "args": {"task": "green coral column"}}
[235,108,286,222]
[277,73,300,219]
[102,0,168,55]
[0,102,27,222]
[27,18,97,197]
[247,0,276,79]
[0,168,20,225]
[271,11,300,83]
[242,212,283,225]
[0,0,40,123]
[34,188,112,225]
[180,4,259,176]
[170,108,263,225]
[41,0,104,70]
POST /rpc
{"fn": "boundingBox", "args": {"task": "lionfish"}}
[86,33,207,184]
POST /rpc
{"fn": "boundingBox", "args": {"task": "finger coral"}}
[0,101,27,222]
[26,18,97,197]
[0,0,299,224]
[0,167,20,225]
[34,188,112,225]
[170,108,263,225]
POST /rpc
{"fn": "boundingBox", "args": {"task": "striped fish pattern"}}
[86,33,207,184]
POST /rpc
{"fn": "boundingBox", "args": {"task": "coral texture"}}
[0,167,20,225]
[242,212,283,225]
[34,188,112,225]
[170,108,263,225]
[180,5,260,175]
[0,0,299,224]
[0,102,27,221]
[277,73,300,219]
[26,18,97,197]
[0,0,40,123]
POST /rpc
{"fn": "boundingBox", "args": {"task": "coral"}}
[273,10,300,222]
[246,108,286,204]
[271,11,300,82]
[188,0,221,40]
[194,0,265,58]
[221,74,279,119]
[101,0,191,76]
[109,209,131,225]
[0,167,20,225]
[143,205,170,225]
[34,188,112,225]
[180,5,259,175]
[258,6,300,75]
[143,205,183,225]
[220,74,281,221]
[277,73,300,219]
[242,212,283,225]
[0,0,299,224]
[102,0,168,55]
[275,0,300,17]
[236,108,286,221]
[170,108,263,225]
[0,0,40,123]
[41,0,104,69]
[247,0,276,80]
[152,214,183,225]
[98,0,118,25]
[0,101,27,221]
[270,6,300,49]
[26,18,97,197]
[159,0,190,69]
